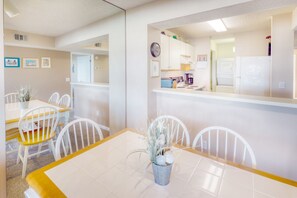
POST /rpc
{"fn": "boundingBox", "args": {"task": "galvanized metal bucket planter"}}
[19,101,29,109]
[152,163,173,186]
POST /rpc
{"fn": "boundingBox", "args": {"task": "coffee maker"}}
[184,73,193,85]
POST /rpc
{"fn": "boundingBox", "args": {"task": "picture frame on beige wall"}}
[41,57,51,68]
[23,58,39,69]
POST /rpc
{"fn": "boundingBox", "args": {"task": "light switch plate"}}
[66,78,70,82]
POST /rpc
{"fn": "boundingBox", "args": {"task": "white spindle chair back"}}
[148,115,190,146]
[58,94,71,108]
[48,92,60,105]
[5,92,18,104]
[192,126,256,168]
[18,106,60,144]
[55,118,104,160]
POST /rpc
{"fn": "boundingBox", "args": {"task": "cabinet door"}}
[169,37,181,69]
[180,42,186,56]
[160,34,170,70]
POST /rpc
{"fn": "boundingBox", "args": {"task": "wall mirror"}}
[3,0,125,194]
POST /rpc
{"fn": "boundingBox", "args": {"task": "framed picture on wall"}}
[41,57,51,68]
[23,58,39,69]
[4,57,20,68]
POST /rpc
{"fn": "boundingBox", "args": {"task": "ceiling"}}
[104,0,158,10]
[169,6,296,39]
[4,0,122,37]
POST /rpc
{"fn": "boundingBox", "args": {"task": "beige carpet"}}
[6,142,55,198]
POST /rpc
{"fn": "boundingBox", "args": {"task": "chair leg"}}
[37,143,42,157]
[21,146,29,179]
[16,145,22,164]
[49,140,56,161]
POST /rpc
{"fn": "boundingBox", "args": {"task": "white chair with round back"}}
[192,126,256,168]
[5,92,19,104]
[148,115,190,147]
[17,106,60,178]
[55,118,104,160]
[48,92,60,105]
[58,94,71,108]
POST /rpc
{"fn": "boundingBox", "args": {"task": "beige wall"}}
[271,13,294,98]
[94,55,109,83]
[4,46,71,101]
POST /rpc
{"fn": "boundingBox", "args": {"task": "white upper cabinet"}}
[169,37,181,70]
[161,34,170,70]
[160,34,194,70]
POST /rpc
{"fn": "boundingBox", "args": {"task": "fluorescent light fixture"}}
[4,0,20,18]
[208,19,227,32]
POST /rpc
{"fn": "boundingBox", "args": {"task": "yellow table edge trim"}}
[5,105,71,124]
[26,128,132,198]
[27,128,297,198]
[174,144,297,187]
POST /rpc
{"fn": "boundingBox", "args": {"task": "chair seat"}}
[17,128,56,146]
[6,128,19,141]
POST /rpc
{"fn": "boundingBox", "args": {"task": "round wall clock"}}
[150,42,161,57]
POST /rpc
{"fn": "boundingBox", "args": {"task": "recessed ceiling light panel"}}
[208,19,227,32]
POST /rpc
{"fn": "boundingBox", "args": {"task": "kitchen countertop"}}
[153,88,297,109]
[71,82,109,88]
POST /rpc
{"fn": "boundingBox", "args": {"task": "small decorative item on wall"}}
[41,57,51,68]
[196,54,208,68]
[23,58,39,69]
[150,60,160,77]
[150,42,161,57]
[4,57,20,68]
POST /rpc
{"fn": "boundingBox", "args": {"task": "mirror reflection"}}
[4,0,125,196]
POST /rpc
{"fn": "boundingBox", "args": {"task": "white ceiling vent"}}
[14,34,27,41]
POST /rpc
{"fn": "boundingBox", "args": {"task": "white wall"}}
[156,92,297,181]
[94,55,109,83]
[126,0,253,130]
[235,29,270,57]
[271,13,294,98]
[4,29,55,50]
[56,13,126,133]
[189,37,211,90]
[0,1,5,196]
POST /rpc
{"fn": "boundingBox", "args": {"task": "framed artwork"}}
[4,57,20,68]
[150,60,160,77]
[41,57,51,68]
[23,58,39,69]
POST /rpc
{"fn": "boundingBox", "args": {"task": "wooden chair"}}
[148,115,190,147]
[192,126,256,168]
[55,118,104,160]
[17,106,60,178]
[5,92,18,104]
[48,92,60,105]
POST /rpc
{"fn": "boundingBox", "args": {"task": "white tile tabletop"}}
[42,131,297,198]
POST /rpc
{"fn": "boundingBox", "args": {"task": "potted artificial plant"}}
[18,87,31,109]
[147,121,174,186]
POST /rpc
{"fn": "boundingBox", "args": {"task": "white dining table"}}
[5,99,70,131]
[25,130,297,198]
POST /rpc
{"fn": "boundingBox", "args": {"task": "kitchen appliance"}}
[161,79,173,88]
[184,73,193,85]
